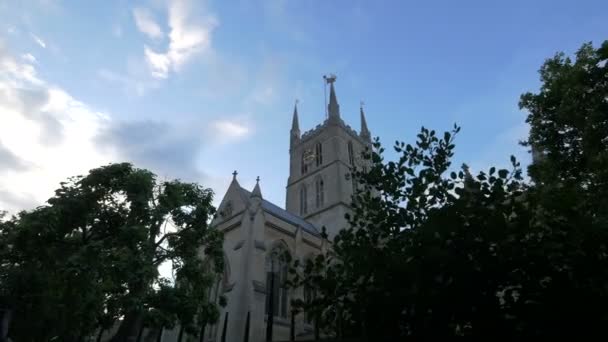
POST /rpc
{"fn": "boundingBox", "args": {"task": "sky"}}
[0,0,607,213]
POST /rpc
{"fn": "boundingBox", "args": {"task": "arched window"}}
[300,184,308,215]
[265,243,290,318]
[301,153,308,174]
[302,254,315,324]
[208,255,230,339]
[315,177,324,208]
[348,141,354,165]
[315,142,323,166]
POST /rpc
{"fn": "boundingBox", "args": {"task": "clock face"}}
[303,148,316,164]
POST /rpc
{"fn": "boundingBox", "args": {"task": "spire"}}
[291,100,300,132]
[251,176,262,198]
[290,100,301,148]
[324,74,340,122]
[360,101,371,141]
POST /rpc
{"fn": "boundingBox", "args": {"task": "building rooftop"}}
[239,187,320,237]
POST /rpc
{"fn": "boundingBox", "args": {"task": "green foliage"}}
[520,40,608,219]
[289,41,608,340]
[0,163,224,341]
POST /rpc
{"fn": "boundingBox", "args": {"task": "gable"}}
[212,180,250,226]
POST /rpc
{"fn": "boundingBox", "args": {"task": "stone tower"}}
[286,76,372,239]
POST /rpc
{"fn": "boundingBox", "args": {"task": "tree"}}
[289,40,608,340]
[0,204,106,341]
[520,41,608,193]
[290,126,608,339]
[0,163,224,341]
[520,40,608,231]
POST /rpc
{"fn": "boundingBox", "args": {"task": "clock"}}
[303,148,316,164]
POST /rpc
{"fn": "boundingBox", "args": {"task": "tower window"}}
[315,178,324,208]
[315,142,323,166]
[300,185,308,215]
[348,141,354,165]
[301,153,308,174]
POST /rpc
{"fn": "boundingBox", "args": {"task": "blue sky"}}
[1,0,607,212]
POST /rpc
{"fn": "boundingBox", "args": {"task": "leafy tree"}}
[0,163,224,341]
[289,40,608,340]
[0,204,106,341]
[520,40,608,224]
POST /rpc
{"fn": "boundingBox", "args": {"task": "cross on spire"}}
[256,176,260,183]
[232,170,238,179]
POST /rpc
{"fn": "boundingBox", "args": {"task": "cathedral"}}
[204,77,372,342]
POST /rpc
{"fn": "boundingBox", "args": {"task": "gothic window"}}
[300,254,315,324]
[315,177,324,208]
[300,184,308,215]
[348,141,354,165]
[265,244,290,319]
[208,255,230,339]
[315,142,323,166]
[301,153,308,174]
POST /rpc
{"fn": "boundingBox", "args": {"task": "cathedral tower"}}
[286,76,372,239]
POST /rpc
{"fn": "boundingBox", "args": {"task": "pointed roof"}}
[291,101,300,132]
[325,75,340,120]
[251,176,262,198]
[360,103,370,140]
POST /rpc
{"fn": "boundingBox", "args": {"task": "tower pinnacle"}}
[291,100,300,132]
[290,100,301,148]
[251,176,262,198]
[324,74,340,122]
[360,101,371,141]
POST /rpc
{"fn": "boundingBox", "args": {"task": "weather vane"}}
[323,74,337,84]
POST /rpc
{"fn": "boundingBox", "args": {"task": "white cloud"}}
[144,46,171,79]
[30,33,46,48]
[133,7,163,39]
[21,53,37,64]
[0,41,115,213]
[210,119,252,144]
[142,0,218,79]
